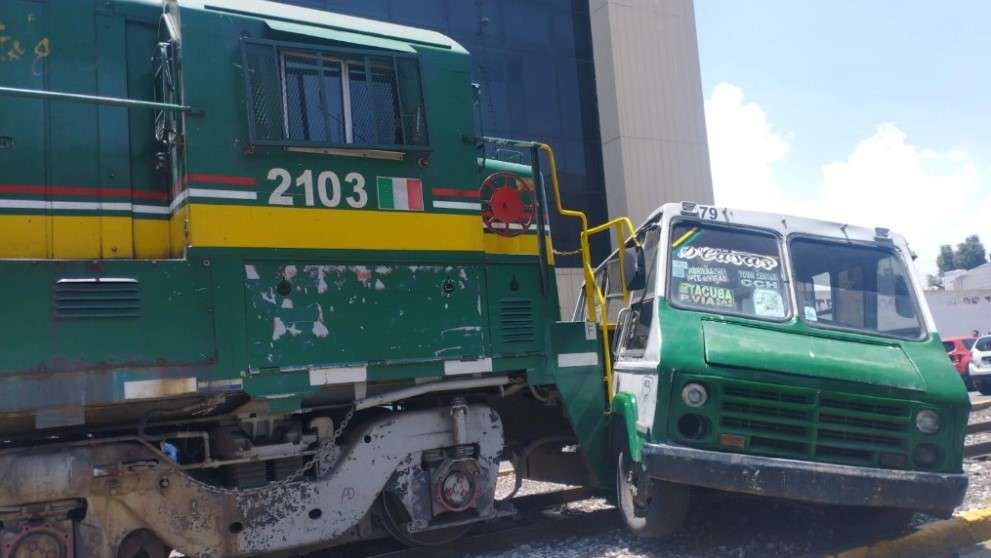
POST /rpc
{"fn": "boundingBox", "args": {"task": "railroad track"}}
[964,398,991,459]
[324,487,616,558]
[313,481,974,558]
[967,422,991,459]
[327,401,991,557]
[349,489,928,558]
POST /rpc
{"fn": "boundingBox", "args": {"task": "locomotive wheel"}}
[117,529,171,558]
[616,450,689,538]
[379,493,472,547]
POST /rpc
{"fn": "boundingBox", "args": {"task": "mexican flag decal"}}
[377,177,424,211]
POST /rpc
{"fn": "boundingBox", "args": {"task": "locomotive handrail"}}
[0,85,201,114]
[539,142,638,405]
[476,136,637,404]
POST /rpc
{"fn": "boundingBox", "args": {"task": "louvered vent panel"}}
[54,278,141,319]
[499,298,535,344]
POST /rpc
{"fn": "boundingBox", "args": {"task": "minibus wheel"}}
[615,450,689,538]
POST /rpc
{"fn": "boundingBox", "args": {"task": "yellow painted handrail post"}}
[539,144,598,323]
[582,216,638,402]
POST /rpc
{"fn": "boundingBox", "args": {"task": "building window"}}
[242,39,428,149]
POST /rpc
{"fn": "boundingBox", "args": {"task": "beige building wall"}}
[557,0,713,318]
[556,268,585,320]
[590,0,713,226]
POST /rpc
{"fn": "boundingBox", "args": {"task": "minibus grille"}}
[716,380,912,467]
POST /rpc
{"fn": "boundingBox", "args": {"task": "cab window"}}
[241,40,428,148]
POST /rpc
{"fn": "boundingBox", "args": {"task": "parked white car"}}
[970,336,991,394]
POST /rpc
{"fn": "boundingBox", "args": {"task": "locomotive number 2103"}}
[267,168,368,209]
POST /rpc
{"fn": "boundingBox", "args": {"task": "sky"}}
[693,0,991,278]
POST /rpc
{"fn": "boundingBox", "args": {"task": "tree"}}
[926,274,943,290]
[937,245,956,273]
[954,235,988,271]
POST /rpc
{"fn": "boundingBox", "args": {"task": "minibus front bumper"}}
[641,442,967,517]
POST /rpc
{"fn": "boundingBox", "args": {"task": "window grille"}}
[241,38,429,149]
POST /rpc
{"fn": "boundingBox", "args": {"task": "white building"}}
[943,264,991,291]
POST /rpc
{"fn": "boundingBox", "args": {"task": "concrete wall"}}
[589,0,714,227]
[925,289,991,338]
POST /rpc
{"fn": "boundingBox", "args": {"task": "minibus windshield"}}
[790,238,925,340]
[668,222,789,320]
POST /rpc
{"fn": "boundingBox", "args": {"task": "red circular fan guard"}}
[479,172,536,237]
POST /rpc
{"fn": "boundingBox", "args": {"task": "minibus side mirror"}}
[624,245,646,292]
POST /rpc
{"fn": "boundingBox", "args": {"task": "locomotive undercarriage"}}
[0,382,580,557]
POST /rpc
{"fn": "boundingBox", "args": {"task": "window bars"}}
[241,39,428,149]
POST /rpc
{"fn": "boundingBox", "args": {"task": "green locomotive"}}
[0,1,969,556]
[0,1,609,555]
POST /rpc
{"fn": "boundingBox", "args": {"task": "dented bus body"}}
[591,203,969,536]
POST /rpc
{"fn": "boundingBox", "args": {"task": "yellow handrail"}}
[538,143,637,404]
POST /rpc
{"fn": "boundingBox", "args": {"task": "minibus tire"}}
[979,380,991,396]
[616,449,689,538]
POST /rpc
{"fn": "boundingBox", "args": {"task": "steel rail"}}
[968,419,991,435]
[966,416,991,458]
[966,441,991,458]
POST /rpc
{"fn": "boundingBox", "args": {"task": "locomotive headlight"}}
[915,410,941,434]
[681,383,708,408]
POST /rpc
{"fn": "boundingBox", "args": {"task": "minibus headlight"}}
[681,383,708,408]
[915,410,940,434]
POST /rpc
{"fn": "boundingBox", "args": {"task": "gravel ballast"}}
[963,401,991,512]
